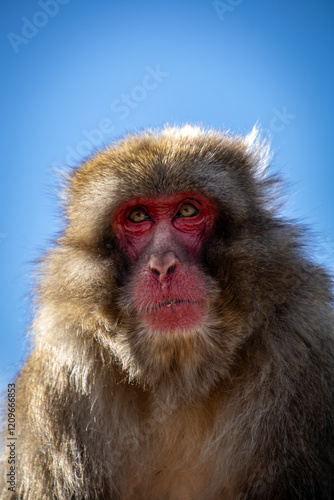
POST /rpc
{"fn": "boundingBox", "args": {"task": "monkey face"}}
[112,193,215,335]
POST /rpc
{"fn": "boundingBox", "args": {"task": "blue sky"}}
[1,0,334,391]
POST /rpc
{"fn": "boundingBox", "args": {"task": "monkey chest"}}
[119,411,226,500]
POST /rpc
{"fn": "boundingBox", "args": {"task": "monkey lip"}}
[140,299,205,333]
[158,299,195,309]
[146,299,201,312]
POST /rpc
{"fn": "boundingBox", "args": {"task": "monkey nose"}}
[148,252,177,281]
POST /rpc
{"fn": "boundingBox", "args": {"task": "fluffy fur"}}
[1,125,334,499]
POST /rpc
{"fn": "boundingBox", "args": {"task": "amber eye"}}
[177,203,199,218]
[128,207,150,223]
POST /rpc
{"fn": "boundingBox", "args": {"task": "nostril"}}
[151,268,160,276]
[166,264,176,275]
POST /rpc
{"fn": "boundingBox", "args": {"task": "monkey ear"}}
[244,124,272,180]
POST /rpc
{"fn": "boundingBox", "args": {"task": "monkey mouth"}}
[148,299,200,312]
[138,299,205,334]
[162,299,187,308]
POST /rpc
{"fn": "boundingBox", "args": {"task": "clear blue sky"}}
[1,0,334,391]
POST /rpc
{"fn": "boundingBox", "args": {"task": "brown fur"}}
[1,125,334,499]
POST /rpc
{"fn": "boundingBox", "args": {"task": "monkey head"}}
[42,125,277,396]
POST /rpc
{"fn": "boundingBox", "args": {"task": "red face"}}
[112,194,215,334]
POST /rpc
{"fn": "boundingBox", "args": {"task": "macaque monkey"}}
[1,125,334,499]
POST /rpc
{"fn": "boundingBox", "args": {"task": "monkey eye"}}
[128,207,151,223]
[177,203,199,218]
